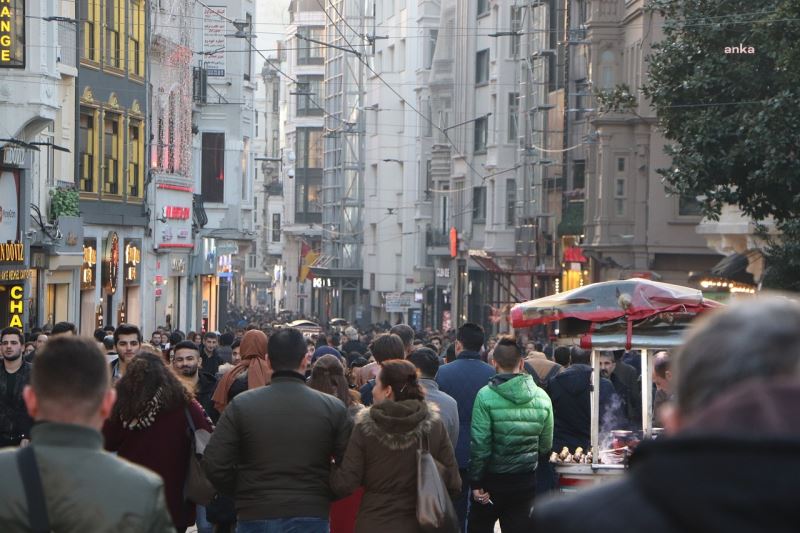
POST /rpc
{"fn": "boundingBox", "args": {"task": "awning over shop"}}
[688,252,756,288]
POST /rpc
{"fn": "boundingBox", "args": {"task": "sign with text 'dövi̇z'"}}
[0,0,24,68]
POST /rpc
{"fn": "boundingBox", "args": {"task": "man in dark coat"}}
[535,296,800,533]
[435,322,496,530]
[547,348,618,452]
[172,340,219,423]
[201,331,223,375]
[0,327,33,447]
[203,328,351,531]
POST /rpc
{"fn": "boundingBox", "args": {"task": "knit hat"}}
[312,346,342,365]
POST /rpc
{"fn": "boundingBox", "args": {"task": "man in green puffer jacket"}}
[468,335,553,533]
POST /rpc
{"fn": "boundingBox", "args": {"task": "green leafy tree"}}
[642,0,800,289]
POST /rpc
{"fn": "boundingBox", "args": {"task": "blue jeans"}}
[195,505,213,533]
[236,517,329,533]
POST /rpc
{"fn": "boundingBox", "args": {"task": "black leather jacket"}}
[0,361,33,445]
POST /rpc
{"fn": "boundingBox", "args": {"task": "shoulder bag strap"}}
[16,446,51,533]
[184,406,196,435]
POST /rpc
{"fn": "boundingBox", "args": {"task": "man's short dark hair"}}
[219,332,234,346]
[370,333,406,363]
[1,327,23,344]
[457,322,485,352]
[113,323,142,344]
[329,332,341,346]
[231,338,241,349]
[570,347,591,365]
[31,336,109,416]
[267,328,307,371]
[554,346,571,367]
[445,343,456,363]
[93,328,107,343]
[103,324,116,333]
[408,348,440,378]
[534,342,544,352]
[203,331,219,341]
[492,336,522,370]
[654,351,671,378]
[52,322,77,335]
[169,330,186,346]
[173,340,201,354]
[390,324,415,349]
[102,336,115,350]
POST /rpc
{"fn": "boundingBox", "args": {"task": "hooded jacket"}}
[547,364,619,451]
[331,400,461,533]
[469,373,553,486]
[534,378,800,533]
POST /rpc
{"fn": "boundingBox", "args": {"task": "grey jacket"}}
[0,422,174,533]
[420,378,460,450]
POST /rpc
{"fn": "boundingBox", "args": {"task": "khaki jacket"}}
[0,422,174,533]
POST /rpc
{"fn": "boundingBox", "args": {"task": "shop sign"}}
[0,241,23,263]
[2,146,24,166]
[81,240,97,290]
[0,169,20,242]
[0,268,30,281]
[0,0,24,68]
[54,216,84,254]
[216,240,238,255]
[170,256,187,276]
[163,206,190,219]
[385,292,413,313]
[7,284,22,328]
[154,179,193,250]
[312,277,331,288]
[102,232,119,294]
[436,267,450,279]
[124,240,141,285]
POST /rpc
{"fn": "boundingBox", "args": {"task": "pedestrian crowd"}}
[0,294,797,532]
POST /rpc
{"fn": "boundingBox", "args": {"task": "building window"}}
[128,119,143,198]
[102,113,121,195]
[254,196,258,224]
[81,0,100,62]
[398,101,405,133]
[272,213,281,242]
[508,92,519,143]
[510,7,522,57]
[473,186,486,222]
[679,195,703,216]
[476,49,489,85]
[425,30,438,69]
[272,81,280,112]
[272,129,279,157]
[79,109,97,193]
[201,132,225,203]
[166,92,179,173]
[295,128,323,222]
[128,0,145,76]
[387,45,395,72]
[242,137,250,201]
[296,75,323,116]
[474,116,488,153]
[440,184,449,232]
[617,157,625,172]
[506,178,516,226]
[573,159,586,189]
[104,0,123,69]
[244,13,253,80]
[575,78,590,120]
[255,111,259,138]
[477,0,489,17]
[600,50,616,89]
[297,27,324,65]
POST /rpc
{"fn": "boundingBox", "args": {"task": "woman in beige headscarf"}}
[212,330,271,413]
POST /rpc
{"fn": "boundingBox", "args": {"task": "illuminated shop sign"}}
[82,241,97,290]
[0,0,25,68]
[7,284,22,328]
[0,241,23,263]
[124,241,141,285]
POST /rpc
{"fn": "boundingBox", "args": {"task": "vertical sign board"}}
[0,0,24,68]
[202,7,226,76]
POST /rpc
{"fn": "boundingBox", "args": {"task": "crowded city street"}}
[1,0,799,531]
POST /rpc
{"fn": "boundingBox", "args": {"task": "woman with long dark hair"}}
[309,354,364,533]
[103,351,213,532]
[331,360,461,532]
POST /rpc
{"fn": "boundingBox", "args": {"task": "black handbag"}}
[17,446,53,533]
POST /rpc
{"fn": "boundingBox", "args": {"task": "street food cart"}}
[510,278,722,489]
